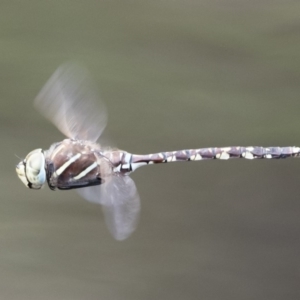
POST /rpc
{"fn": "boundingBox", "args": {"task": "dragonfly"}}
[16,63,300,240]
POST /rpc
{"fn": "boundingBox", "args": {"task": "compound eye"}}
[26,151,44,175]
[25,149,46,189]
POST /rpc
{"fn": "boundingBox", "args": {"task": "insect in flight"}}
[16,63,300,240]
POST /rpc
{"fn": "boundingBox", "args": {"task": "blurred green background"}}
[1,1,300,299]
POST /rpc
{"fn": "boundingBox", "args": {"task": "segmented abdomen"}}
[120,146,300,173]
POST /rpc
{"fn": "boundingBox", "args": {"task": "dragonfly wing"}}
[34,63,107,142]
[101,176,141,240]
[76,185,107,205]
[77,175,141,240]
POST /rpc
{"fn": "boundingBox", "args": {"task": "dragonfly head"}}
[16,149,46,189]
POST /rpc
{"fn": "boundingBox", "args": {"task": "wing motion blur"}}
[34,63,107,142]
[77,176,141,240]
[34,63,140,240]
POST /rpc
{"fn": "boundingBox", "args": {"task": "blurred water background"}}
[1,1,300,299]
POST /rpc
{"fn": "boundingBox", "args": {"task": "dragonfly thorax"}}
[45,139,111,190]
[16,148,46,189]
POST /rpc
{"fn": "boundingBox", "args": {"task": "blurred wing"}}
[77,176,141,241]
[34,63,107,142]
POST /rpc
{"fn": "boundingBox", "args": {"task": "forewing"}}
[34,63,107,142]
[77,176,141,240]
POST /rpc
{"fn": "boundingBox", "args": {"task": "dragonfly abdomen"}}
[118,146,300,173]
[191,146,300,160]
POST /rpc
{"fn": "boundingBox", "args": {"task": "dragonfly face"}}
[16,149,46,189]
